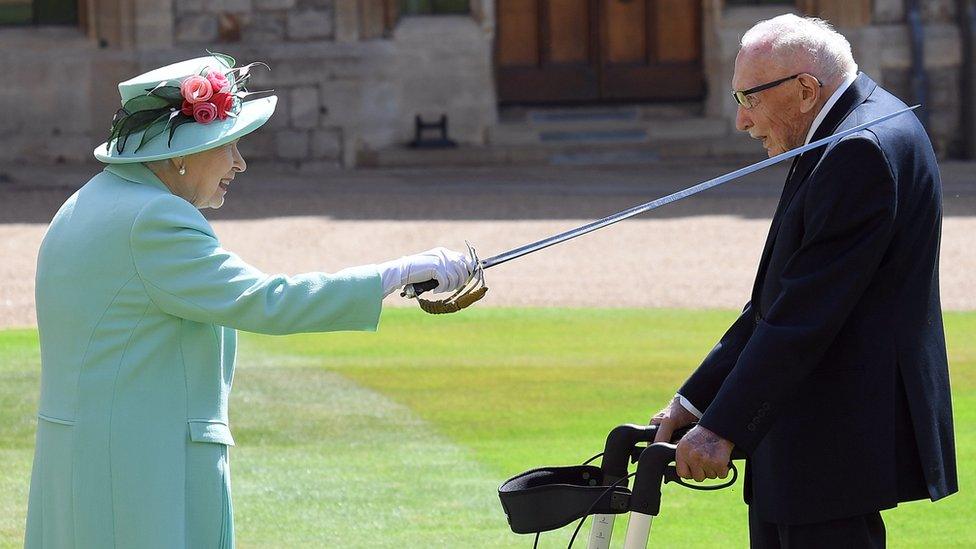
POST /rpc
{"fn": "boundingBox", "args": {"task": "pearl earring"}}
[178,160,186,176]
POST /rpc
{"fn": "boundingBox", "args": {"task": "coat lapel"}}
[749,73,878,310]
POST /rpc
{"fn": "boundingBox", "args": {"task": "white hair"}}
[740,14,858,86]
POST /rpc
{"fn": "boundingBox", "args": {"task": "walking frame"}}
[498,423,747,548]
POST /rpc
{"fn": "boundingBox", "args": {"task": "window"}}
[366,0,471,38]
[400,0,470,15]
[0,0,79,25]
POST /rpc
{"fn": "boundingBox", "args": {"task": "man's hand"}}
[675,425,734,482]
[649,396,699,444]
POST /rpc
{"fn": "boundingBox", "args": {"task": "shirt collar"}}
[103,162,172,193]
[804,72,858,145]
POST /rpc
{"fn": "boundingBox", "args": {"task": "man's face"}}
[732,50,813,157]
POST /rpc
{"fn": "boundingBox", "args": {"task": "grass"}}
[1,308,973,547]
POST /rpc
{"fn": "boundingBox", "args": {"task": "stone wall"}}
[0,0,497,167]
[867,0,964,156]
[0,0,967,166]
[704,0,965,158]
[0,27,137,164]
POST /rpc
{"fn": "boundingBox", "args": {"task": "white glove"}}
[376,247,475,297]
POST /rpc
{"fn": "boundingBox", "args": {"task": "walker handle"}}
[601,424,701,480]
[629,442,747,517]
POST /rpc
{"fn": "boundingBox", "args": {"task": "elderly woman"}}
[26,55,472,548]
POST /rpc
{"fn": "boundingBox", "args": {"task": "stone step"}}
[488,116,732,146]
[498,102,703,124]
[528,108,639,124]
[358,132,762,168]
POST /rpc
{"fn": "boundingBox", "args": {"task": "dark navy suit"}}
[678,73,957,540]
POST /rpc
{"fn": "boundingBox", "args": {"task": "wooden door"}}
[495,0,703,104]
[495,0,600,102]
[599,0,702,100]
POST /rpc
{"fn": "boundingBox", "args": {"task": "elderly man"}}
[650,14,956,547]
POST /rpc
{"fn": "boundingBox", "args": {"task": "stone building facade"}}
[710,0,968,157]
[0,0,970,167]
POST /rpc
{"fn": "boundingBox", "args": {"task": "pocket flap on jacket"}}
[188,420,236,446]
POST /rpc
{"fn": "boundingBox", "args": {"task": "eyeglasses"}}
[731,73,822,109]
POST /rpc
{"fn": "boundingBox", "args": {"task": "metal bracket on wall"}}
[409,114,458,149]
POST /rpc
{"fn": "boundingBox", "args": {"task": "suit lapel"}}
[788,73,877,190]
[750,157,799,310]
[749,73,878,310]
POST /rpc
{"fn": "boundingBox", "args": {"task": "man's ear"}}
[797,74,821,114]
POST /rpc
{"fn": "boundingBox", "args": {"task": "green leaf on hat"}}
[147,85,183,103]
[145,80,174,96]
[109,107,143,145]
[167,114,195,147]
[122,94,170,115]
[108,108,129,142]
[206,49,236,69]
[115,109,166,153]
[134,111,173,153]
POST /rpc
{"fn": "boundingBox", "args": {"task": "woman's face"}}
[177,140,247,209]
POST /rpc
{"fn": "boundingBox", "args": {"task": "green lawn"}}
[1,309,973,547]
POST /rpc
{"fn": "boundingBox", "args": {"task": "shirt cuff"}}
[676,393,704,419]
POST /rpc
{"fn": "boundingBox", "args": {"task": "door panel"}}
[655,0,699,62]
[496,0,703,103]
[496,0,600,102]
[548,0,590,63]
[497,0,539,66]
[604,0,646,64]
[599,0,703,101]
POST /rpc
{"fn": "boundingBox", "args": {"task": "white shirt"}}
[675,73,858,421]
[804,72,858,146]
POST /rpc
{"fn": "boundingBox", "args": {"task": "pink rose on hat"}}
[212,93,235,120]
[180,75,213,103]
[192,101,218,124]
[206,69,231,94]
[99,53,276,160]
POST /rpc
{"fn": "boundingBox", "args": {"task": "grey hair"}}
[740,14,858,86]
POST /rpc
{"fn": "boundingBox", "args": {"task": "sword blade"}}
[479,105,919,270]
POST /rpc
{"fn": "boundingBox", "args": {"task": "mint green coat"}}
[26,163,383,548]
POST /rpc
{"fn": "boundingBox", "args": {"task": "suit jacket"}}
[26,162,383,548]
[679,73,957,524]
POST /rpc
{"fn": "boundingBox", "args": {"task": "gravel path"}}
[2,162,974,328]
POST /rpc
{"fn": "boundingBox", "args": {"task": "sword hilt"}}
[401,279,438,298]
[401,243,484,299]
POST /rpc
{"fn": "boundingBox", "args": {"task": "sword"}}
[404,105,919,299]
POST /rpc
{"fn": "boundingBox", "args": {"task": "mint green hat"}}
[94,54,277,164]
